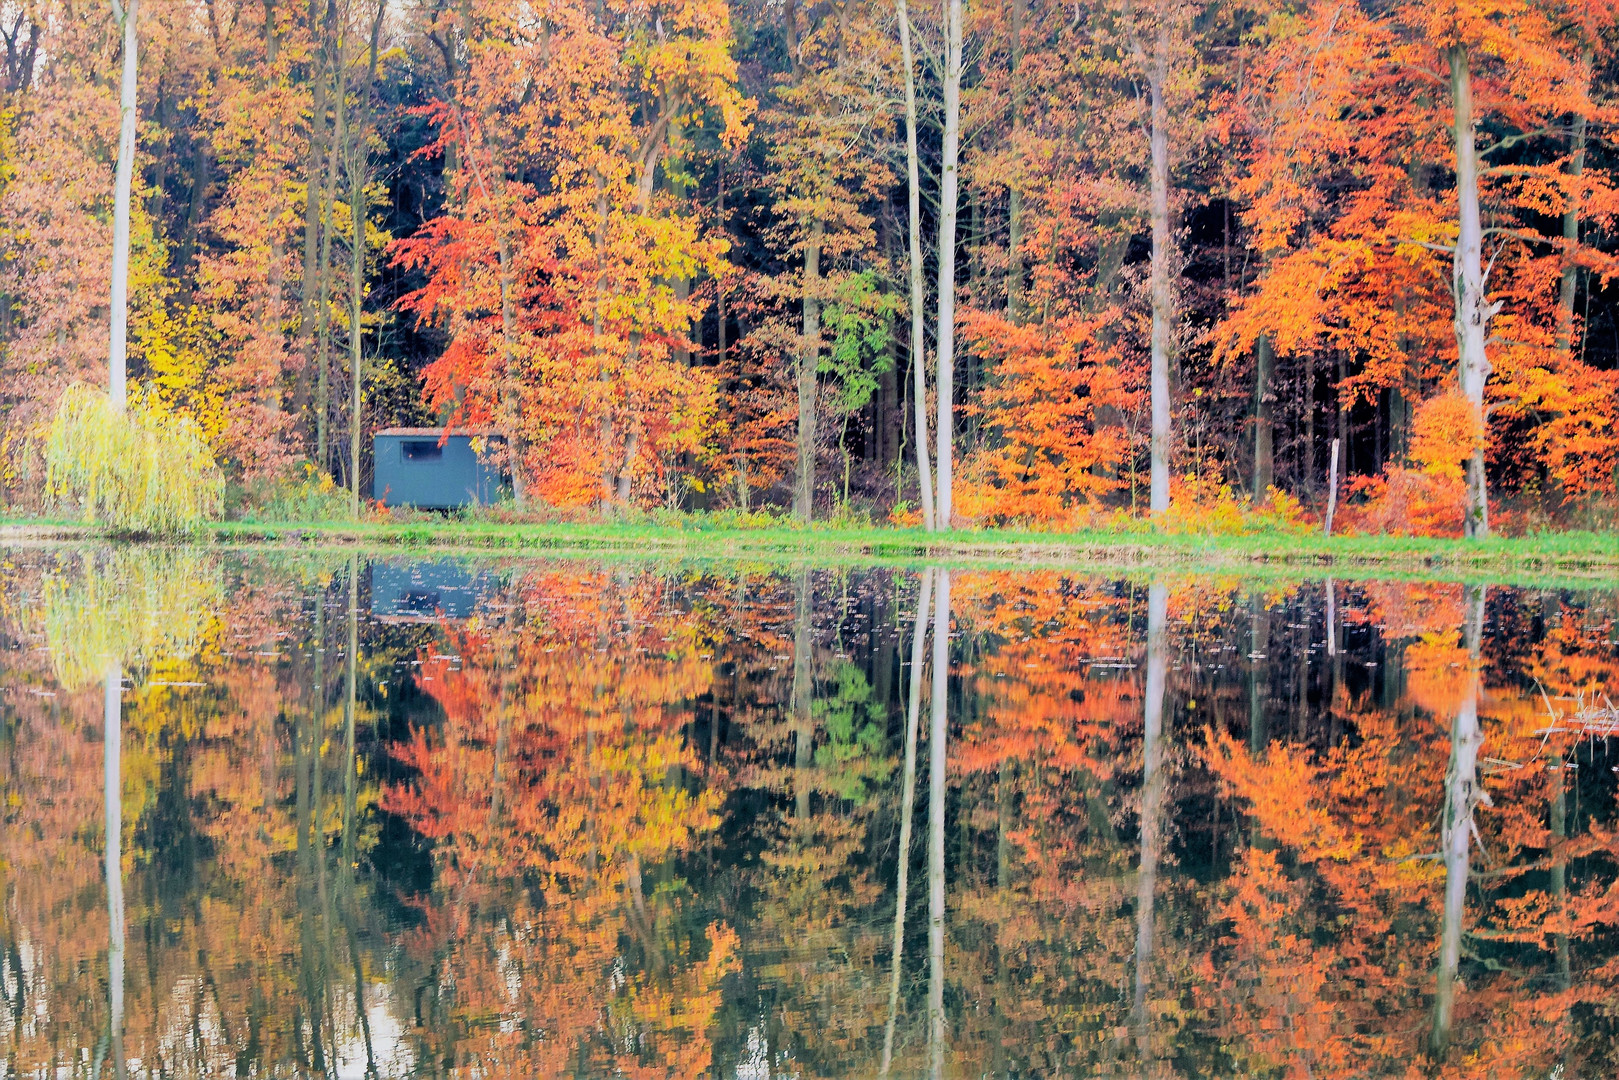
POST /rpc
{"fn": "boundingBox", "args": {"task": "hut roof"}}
[374,427,506,438]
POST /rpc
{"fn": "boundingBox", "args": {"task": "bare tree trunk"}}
[348,6,386,516]
[109,0,138,412]
[1432,585,1486,1056]
[104,663,127,1079]
[927,567,951,1080]
[934,0,964,528]
[1006,0,1025,322]
[1448,46,1493,538]
[299,0,329,419]
[895,0,935,531]
[1146,26,1172,516]
[1557,45,1591,355]
[882,568,934,1076]
[498,237,528,506]
[1133,583,1168,1053]
[1253,334,1274,498]
[317,41,346,478]
[794,220,824,522]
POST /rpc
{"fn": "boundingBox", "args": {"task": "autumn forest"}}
[1,0,1617,533]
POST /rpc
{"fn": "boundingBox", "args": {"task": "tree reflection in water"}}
[0,552,1617,1077]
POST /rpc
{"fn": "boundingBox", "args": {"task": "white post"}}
[1323,437,1340,537]
[109,0,138,413]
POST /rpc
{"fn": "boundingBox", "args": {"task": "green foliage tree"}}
[819,271,900,511]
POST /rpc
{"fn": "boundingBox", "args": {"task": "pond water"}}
[2,548,1617,1078]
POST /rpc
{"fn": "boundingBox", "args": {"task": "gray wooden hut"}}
[372,428,507,509]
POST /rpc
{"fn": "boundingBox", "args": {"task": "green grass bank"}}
[2,517,1615,586]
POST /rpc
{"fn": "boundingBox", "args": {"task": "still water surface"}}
[2,548,1617,1077]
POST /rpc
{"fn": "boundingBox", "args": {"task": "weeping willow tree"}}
[42,386,224,536]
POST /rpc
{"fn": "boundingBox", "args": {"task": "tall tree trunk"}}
[104,662,127,1079]
[882,568,934,1077]
[1146,26,1172,516]
[1253,334,1274,498]
[109,0,138,412]
[1006,0,1025,322]
[1432,584,1486,1056]
[794,219,824,522]
[1133,583,1168,1052]
[895,0,935,530]
[1448,46,1493,538]
[1557,45,1591,355]
[177,135,210,273]
[316,38,346,477]
[1335,350,1348,480]
[498,237,528,506]
[927,568,951,1080]
[299,0,330,420]
[1301,353,1316,501]
[347,9,385,516]
[934,0,964,528]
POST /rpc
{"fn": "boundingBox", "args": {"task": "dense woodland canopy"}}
[1,0,1617,531]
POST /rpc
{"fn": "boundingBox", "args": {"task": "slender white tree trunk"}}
[927,568,951,1079]
[109,0,139,412]
[933,0,964,528]
[895,0,935,532]
[882,568,934,1076]
[1448,46,1493,538]
[1432,585,1486,1054]
[104,662,127,1078]
[1133,583,1167,1051]
[1146,29,1172,516]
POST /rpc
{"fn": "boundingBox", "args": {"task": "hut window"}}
[403,440,443,462]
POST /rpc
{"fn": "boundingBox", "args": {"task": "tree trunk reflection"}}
[883,568,933,1077]
[1432,585,1486,1056]
[928,568,951,1080]
[104,662,127,1080]
[1134,582,1168,1058]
